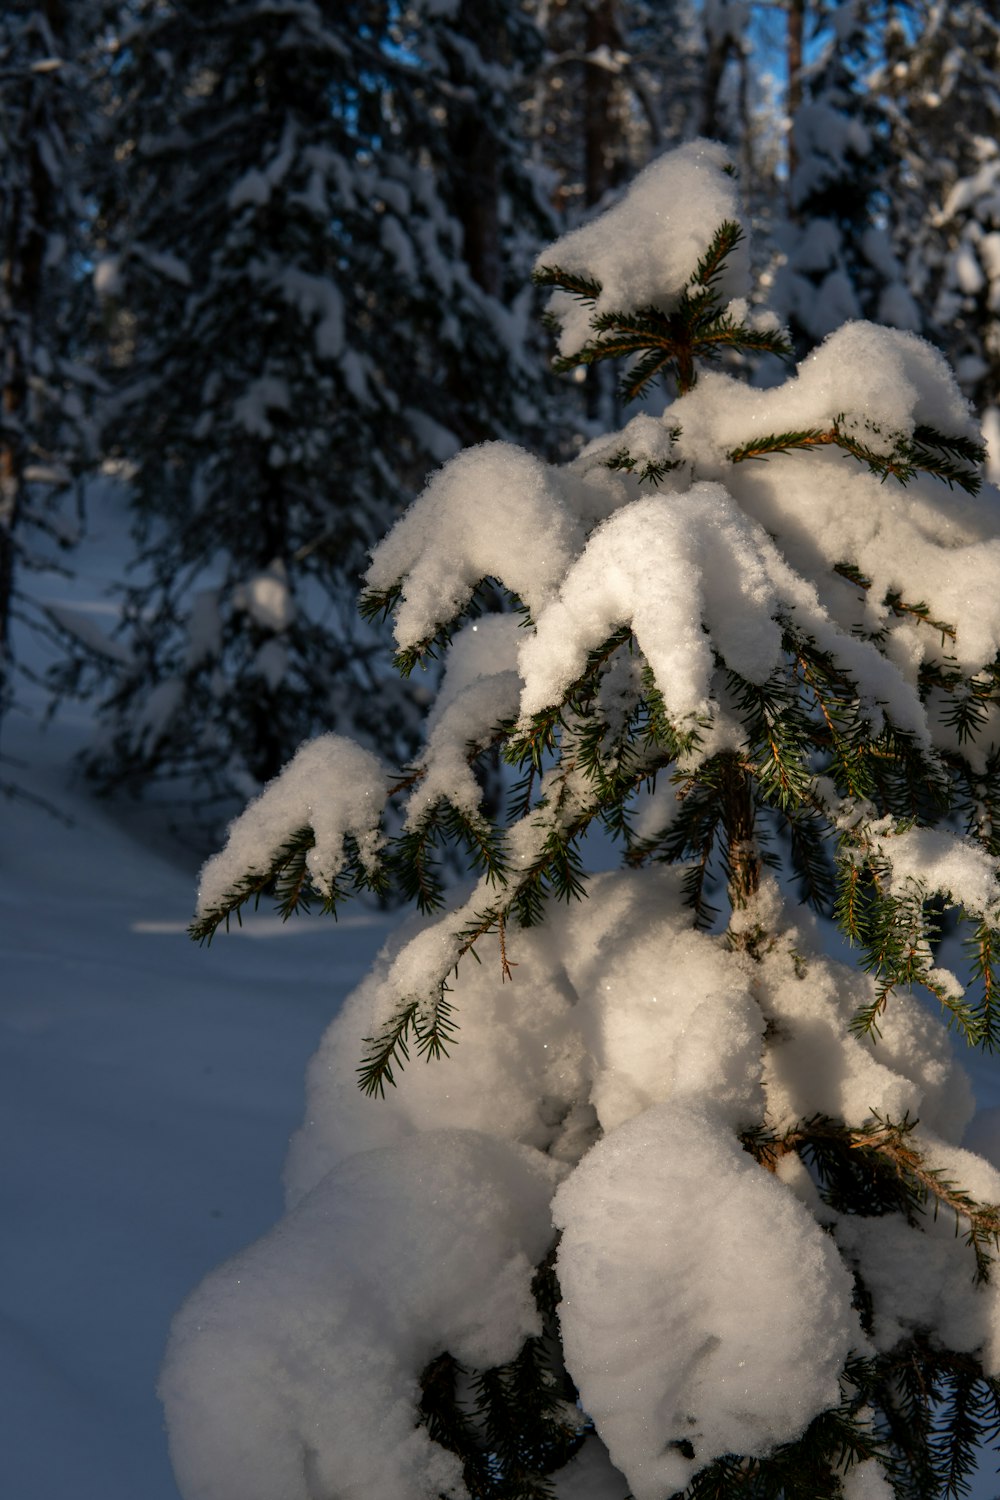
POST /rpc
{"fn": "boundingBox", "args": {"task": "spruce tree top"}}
[165,141,1000,1500]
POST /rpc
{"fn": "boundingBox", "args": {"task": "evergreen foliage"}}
[61,0,558,822]
[537,220,791,398]
[0,1,98,765]
[167,143,1000,1500]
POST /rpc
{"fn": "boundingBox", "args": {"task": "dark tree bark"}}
[584,0,624,208]
[787,0,806,200]
[0,1,66,719]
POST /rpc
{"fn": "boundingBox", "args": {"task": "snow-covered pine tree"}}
[72,0,556,819]
[163,141,1000,1500]
[775,1,920,352]
[0,1,98,759]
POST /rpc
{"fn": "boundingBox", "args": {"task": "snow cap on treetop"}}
[536,139,749,359]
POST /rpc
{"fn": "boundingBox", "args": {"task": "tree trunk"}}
[787,0,806,207]
[583,0,622,210]
[0,10,56,718]
[450,2,502,296]
[720,753,761,911]
[699,24,734,140]
[452,130,502,297]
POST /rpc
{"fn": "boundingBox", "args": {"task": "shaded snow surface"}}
[0,712,393,1500]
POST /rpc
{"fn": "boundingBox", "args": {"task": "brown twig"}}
[498,912,517,983]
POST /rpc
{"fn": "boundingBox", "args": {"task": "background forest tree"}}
[51,0,561,819]
[0,1,97,782]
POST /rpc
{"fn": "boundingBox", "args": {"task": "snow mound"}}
[161,1131,559,1500]
[553,1100,862,1499]
[517,483,785,722]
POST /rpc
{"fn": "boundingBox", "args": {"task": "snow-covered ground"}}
[1,486,393,1499]
[0,703,393,1500]
[5,481,1000,1499]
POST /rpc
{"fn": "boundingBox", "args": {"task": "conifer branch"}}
[783,805,837,912]
[692,219,744,289]
[504,625,635,769]
[728,669,816,814]
[531,264,602,302]
[691,320,793,364]
[885,592,957,642]
[369,735,692,1074]
[618,346,683,403]
[727,427,832,463]
[832,562,958,643]
[728,418,983,494]
[418,1353,495,1495]
[822,814,992,1044]
[931,1360,1000,1499]
[508,764,537,822]
[443,804,510,887]
[498,913,516,982]
[356,1000,419,1097]
[911,426,986,467]
[681,1352,880,1498]
[554,304,790,400]
[789,1113,1000,1284]
[940,681,995,746]
[869,1338,1000,1499]
[390,817,447,913]
[968,920,1000,1051]
[417,1257,586,1497]
[362,576,1000,1069]
[639,668,710,760]
[362,578,526,677]
[357,987,459,1098]
[654,761,727,926]
[839,865,981,1042]
[605,444,682,485]
[536,221,787,400]
[358,580,403,625]
[189,825,360,942]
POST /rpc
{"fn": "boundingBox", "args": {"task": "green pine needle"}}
[357,988,459,1098]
